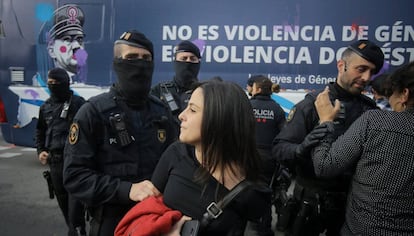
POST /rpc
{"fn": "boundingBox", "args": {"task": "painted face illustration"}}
[49,32,85,74]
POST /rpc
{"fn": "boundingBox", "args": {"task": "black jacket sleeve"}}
[35,104,48,155]
[272,96,319,164]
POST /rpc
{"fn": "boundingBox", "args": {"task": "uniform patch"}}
[68,123,79,145]
[286,107,296,122]
[157,129,166,143]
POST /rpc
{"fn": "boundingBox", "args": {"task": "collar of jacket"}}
[251,94,271,100]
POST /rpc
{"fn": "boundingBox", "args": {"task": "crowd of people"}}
[35,20,414,236]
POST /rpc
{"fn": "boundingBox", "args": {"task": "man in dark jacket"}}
[272,39,384,236]
[151,40,201,121]
[63,30,178,236]
[36,67,86,236]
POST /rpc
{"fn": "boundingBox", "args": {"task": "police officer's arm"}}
[35,105,47,154]
[63,103,135,206]
[275,104,286,132]
[272,98,317,165]
[35,105,49,165]
[150,84,161,99]
[129,181,160,202]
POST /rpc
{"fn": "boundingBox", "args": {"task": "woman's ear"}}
[401,88,410,104]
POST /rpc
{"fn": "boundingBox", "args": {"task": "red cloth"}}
[114,196,182,236]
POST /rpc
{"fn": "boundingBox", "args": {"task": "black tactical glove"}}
[295,122,331,159]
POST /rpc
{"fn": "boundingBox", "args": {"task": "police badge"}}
[286,106,296,122]
[68,122,79,144]
[157,129,166,143]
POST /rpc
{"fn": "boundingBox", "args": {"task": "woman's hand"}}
[315,86,341,123]
[163,215,192,236]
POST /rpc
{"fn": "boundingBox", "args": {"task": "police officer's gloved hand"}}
[295,123,331,159]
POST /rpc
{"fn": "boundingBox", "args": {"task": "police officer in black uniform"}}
[250,75,286,185]
[246,75,286,236]
[36,67,86,236]
[272,40,384,236]
[151,40,201,121]
[63,30,178,236]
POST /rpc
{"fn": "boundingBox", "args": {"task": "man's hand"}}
[295,123,331,158]
[129,180,161,202]
[38,151,49,165]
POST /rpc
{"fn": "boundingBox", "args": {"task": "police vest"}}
[87,91,171,182]
[43,95,83,150]
[157,81,191,116]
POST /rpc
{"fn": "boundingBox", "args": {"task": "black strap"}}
[201,180,253,227]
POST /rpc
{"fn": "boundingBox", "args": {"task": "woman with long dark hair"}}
[151,80,271,235]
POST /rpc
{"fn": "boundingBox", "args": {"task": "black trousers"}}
[243,148,276,236]
[89,205,129,236]
[49,154,86,236]
[285,182,346,236]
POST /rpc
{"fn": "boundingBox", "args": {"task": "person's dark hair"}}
[210,76,223,82]
[370,74,389,96]
[194,80,260,184]
[252,75,273,96]
[272,83,281,93]
[247,77,254,87]
[383,61,414,108]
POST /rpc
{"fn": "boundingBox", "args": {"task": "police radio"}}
[161,84,179,112]
[60,96,72,119]
[109,113,132,147]
[60,101,70,118]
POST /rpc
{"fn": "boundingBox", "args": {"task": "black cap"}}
[348,40,384,74]
[48,67,70,84]
[115,30,154,57]
[175,40,201,58]
[49,4,84,39]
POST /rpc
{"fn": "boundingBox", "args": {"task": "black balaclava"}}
[173,40,201,91]
[113,58,154,107]
[113,30,154,108]
[174,61,200,90]
[48,67,71,102]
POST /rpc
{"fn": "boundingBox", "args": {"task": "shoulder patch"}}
[158,129,166,143]
[286,107,296,122]
[68,123,80,145]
